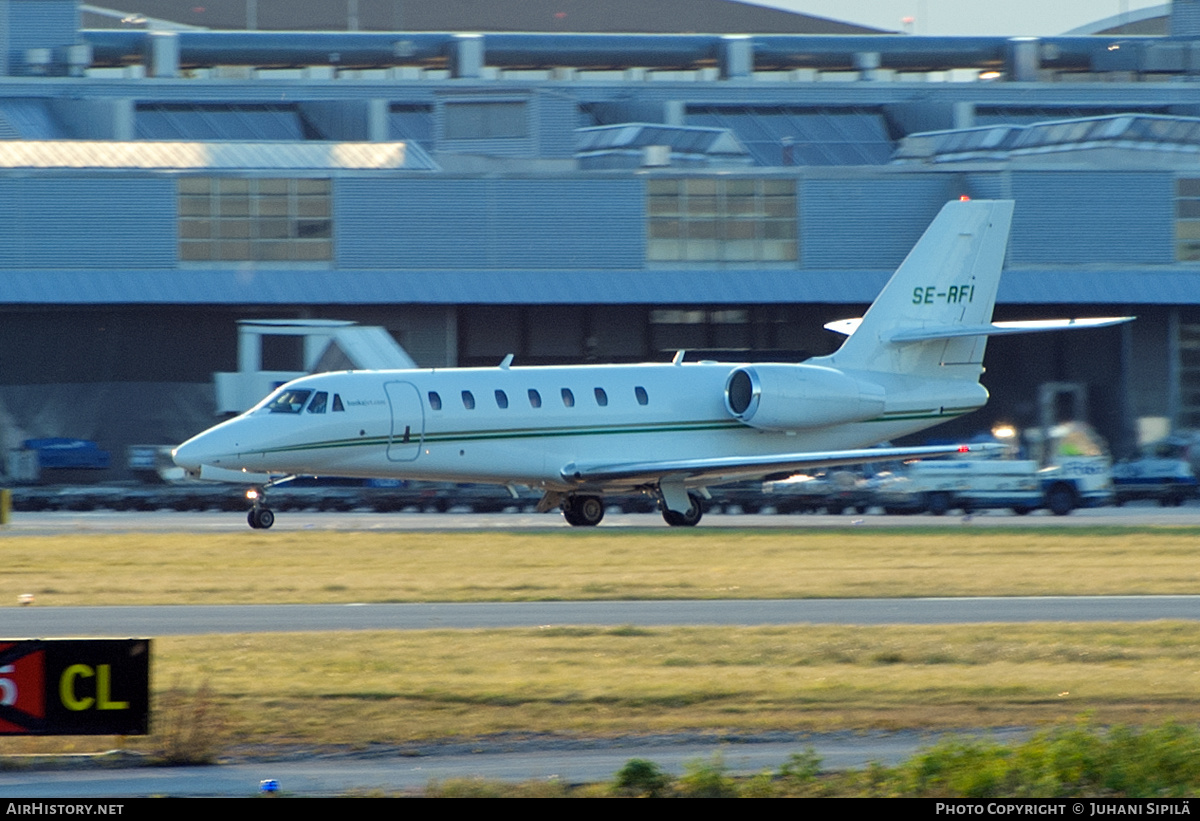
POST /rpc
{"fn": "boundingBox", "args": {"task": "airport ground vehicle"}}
[761,470,875,514]
[1112,438,1198,506]
[872,425,1114,516]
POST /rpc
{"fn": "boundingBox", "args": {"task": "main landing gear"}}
[560,494,605,527]
[548,488,704,527]
[660,490,704,527]
[245,487,275,529]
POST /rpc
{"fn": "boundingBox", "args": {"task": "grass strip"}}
[2,623,1197,756]
[2,527,1200,605]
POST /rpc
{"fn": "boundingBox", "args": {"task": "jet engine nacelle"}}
[724,364,886,431]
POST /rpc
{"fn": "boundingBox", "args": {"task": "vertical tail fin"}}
[822,199,1014,379]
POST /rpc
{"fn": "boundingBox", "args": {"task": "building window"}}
[650,308,751,351]
[647,178,796,263]
[443,101,528,140]
[1177,179,1200,261]
[179,177,332,263]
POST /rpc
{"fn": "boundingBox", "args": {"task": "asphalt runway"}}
[6,596,1200,636]
[0,729,1007,797]
[4,503,1200,534]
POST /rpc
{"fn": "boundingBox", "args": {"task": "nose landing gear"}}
[246,487,275,529]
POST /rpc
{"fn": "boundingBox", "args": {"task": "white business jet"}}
[172,199,1130,529]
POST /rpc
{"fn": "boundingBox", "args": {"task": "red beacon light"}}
[959,195,970,201]
[958,445,971,452]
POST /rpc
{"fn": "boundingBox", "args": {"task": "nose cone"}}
[172,427,230,474]
[171,436,207,473]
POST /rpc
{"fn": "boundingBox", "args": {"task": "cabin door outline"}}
[385,381,424,462]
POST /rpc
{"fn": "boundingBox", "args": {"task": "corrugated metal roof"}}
[0,141,440,171]
[0,267,1191,306]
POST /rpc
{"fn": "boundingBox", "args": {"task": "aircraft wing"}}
[560,443,999,487]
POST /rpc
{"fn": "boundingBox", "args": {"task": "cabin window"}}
[332,394,345,412]
[428,391,442,410]
[528,389,542,408]
[594,388,608,407]
[266,389,311,414]
[306,391,328,414]
[561,388,575,407]
[462,390,476,410]
[635,386,649,405]
[495,389,509,409]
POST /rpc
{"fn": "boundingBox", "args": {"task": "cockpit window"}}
[266,389,312,414]
[306,391,328,414]
[332,394,345,412]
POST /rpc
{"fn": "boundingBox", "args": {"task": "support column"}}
[146,31,179,79]
[720,35,752,79]
[1006,37,1041,82]
[451,34,483,79]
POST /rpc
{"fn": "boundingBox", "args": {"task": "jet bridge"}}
[214,319,417,414]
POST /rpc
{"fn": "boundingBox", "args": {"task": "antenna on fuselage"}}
[499,353,514,369]
[672,350,685,365]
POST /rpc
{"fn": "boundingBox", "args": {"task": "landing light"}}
[246,488,260,501]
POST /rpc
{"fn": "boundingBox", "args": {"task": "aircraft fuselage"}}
[173,361,987,491]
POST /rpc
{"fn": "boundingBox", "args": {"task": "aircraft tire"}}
[574,495,604,526]
[562,495,604,527]
[248,508,275,529]
[662,492,704,527]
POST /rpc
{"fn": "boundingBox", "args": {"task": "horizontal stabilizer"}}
[888,316,1134,343]
[562,443,1005,487]
[825,316,1133,342]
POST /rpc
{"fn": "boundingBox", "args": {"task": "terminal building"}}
[2,0,1200,472]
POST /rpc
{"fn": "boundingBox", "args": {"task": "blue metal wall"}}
[0,168,1183,277]
[5,0,77,75]
[798,175,956,269]
[1007,171,1175,265]
[335,177,643,269]
[0,177,176,268]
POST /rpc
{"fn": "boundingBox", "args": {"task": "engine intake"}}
[724,364,885,431]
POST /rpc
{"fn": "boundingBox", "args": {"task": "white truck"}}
[873,424,1114,516]
[1111,438,1199,507]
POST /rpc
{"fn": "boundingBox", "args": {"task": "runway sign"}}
[0,639,150,735]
